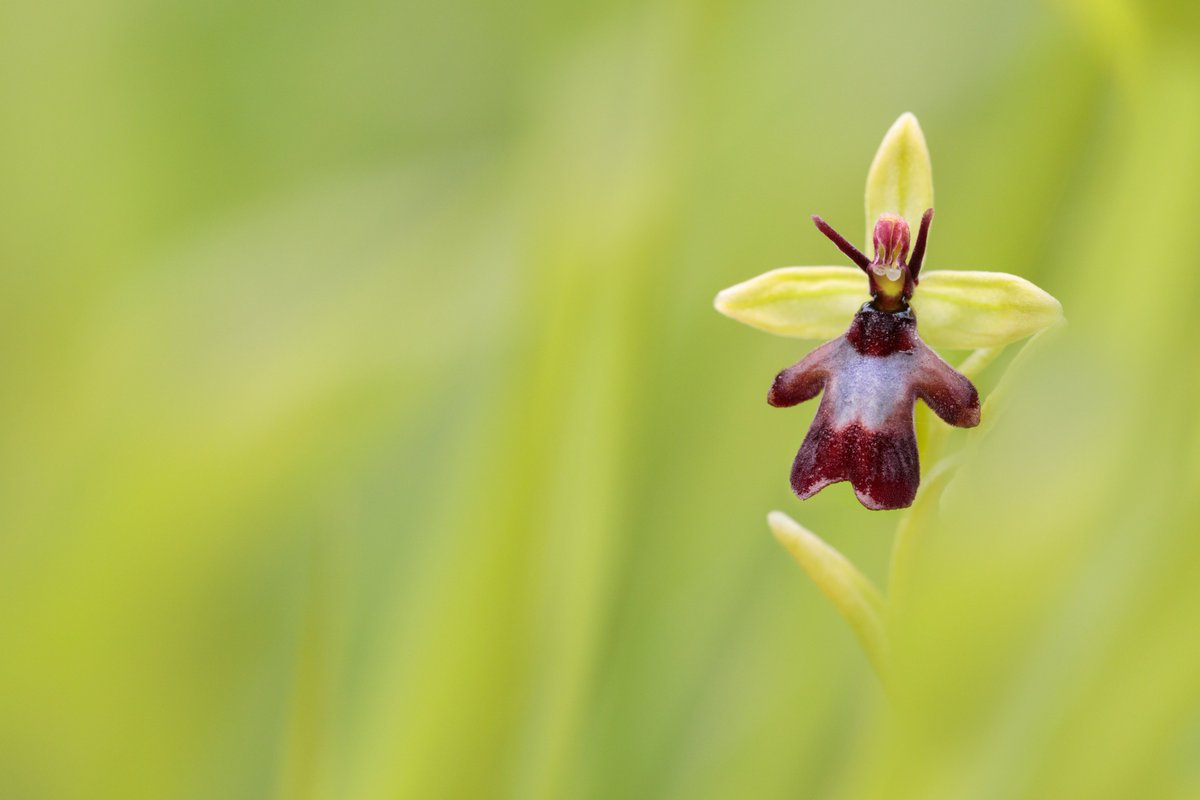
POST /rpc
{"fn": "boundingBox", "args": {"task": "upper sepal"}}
[865,113,933,250]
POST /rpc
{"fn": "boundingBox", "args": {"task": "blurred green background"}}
[2,0,1199,797]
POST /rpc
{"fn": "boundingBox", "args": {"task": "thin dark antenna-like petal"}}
[811,215,871,272]
[907,208,934,281]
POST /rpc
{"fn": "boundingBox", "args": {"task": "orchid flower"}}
[715,113,1063,511]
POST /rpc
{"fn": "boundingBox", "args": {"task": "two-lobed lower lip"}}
[769,304,979,510]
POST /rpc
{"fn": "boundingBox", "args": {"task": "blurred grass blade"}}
[714,266,866,339]
[767,511,888,677]
[912,270,1065,349]
[865,112,934,247]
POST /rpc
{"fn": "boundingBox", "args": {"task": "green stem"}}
[957,346,1003,381]
[887,455,960,608]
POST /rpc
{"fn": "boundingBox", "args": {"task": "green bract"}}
[768,511,887,676]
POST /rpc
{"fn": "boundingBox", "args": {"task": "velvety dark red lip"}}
[770,304,979,511]
[791,420,920,511]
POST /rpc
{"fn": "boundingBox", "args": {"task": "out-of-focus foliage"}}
[1,0,1198,798]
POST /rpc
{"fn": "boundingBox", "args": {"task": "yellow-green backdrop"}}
[1,0,1198,798]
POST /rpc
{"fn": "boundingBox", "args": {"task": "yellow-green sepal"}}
[913,270,1065,349]
[865,113,934,249]
[713,266,867,341]
[714,266,1063,349]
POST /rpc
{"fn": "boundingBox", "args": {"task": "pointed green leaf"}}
[865,112,934,249]
[767,511,888,677]
[912,270,1065,349]
[713,266,867,340]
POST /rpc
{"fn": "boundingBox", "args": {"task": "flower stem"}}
[886,455,960,609]
[957,346,1003,381]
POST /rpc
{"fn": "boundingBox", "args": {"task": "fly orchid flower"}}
[768,210,978,509]
[715,113,1063,511]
